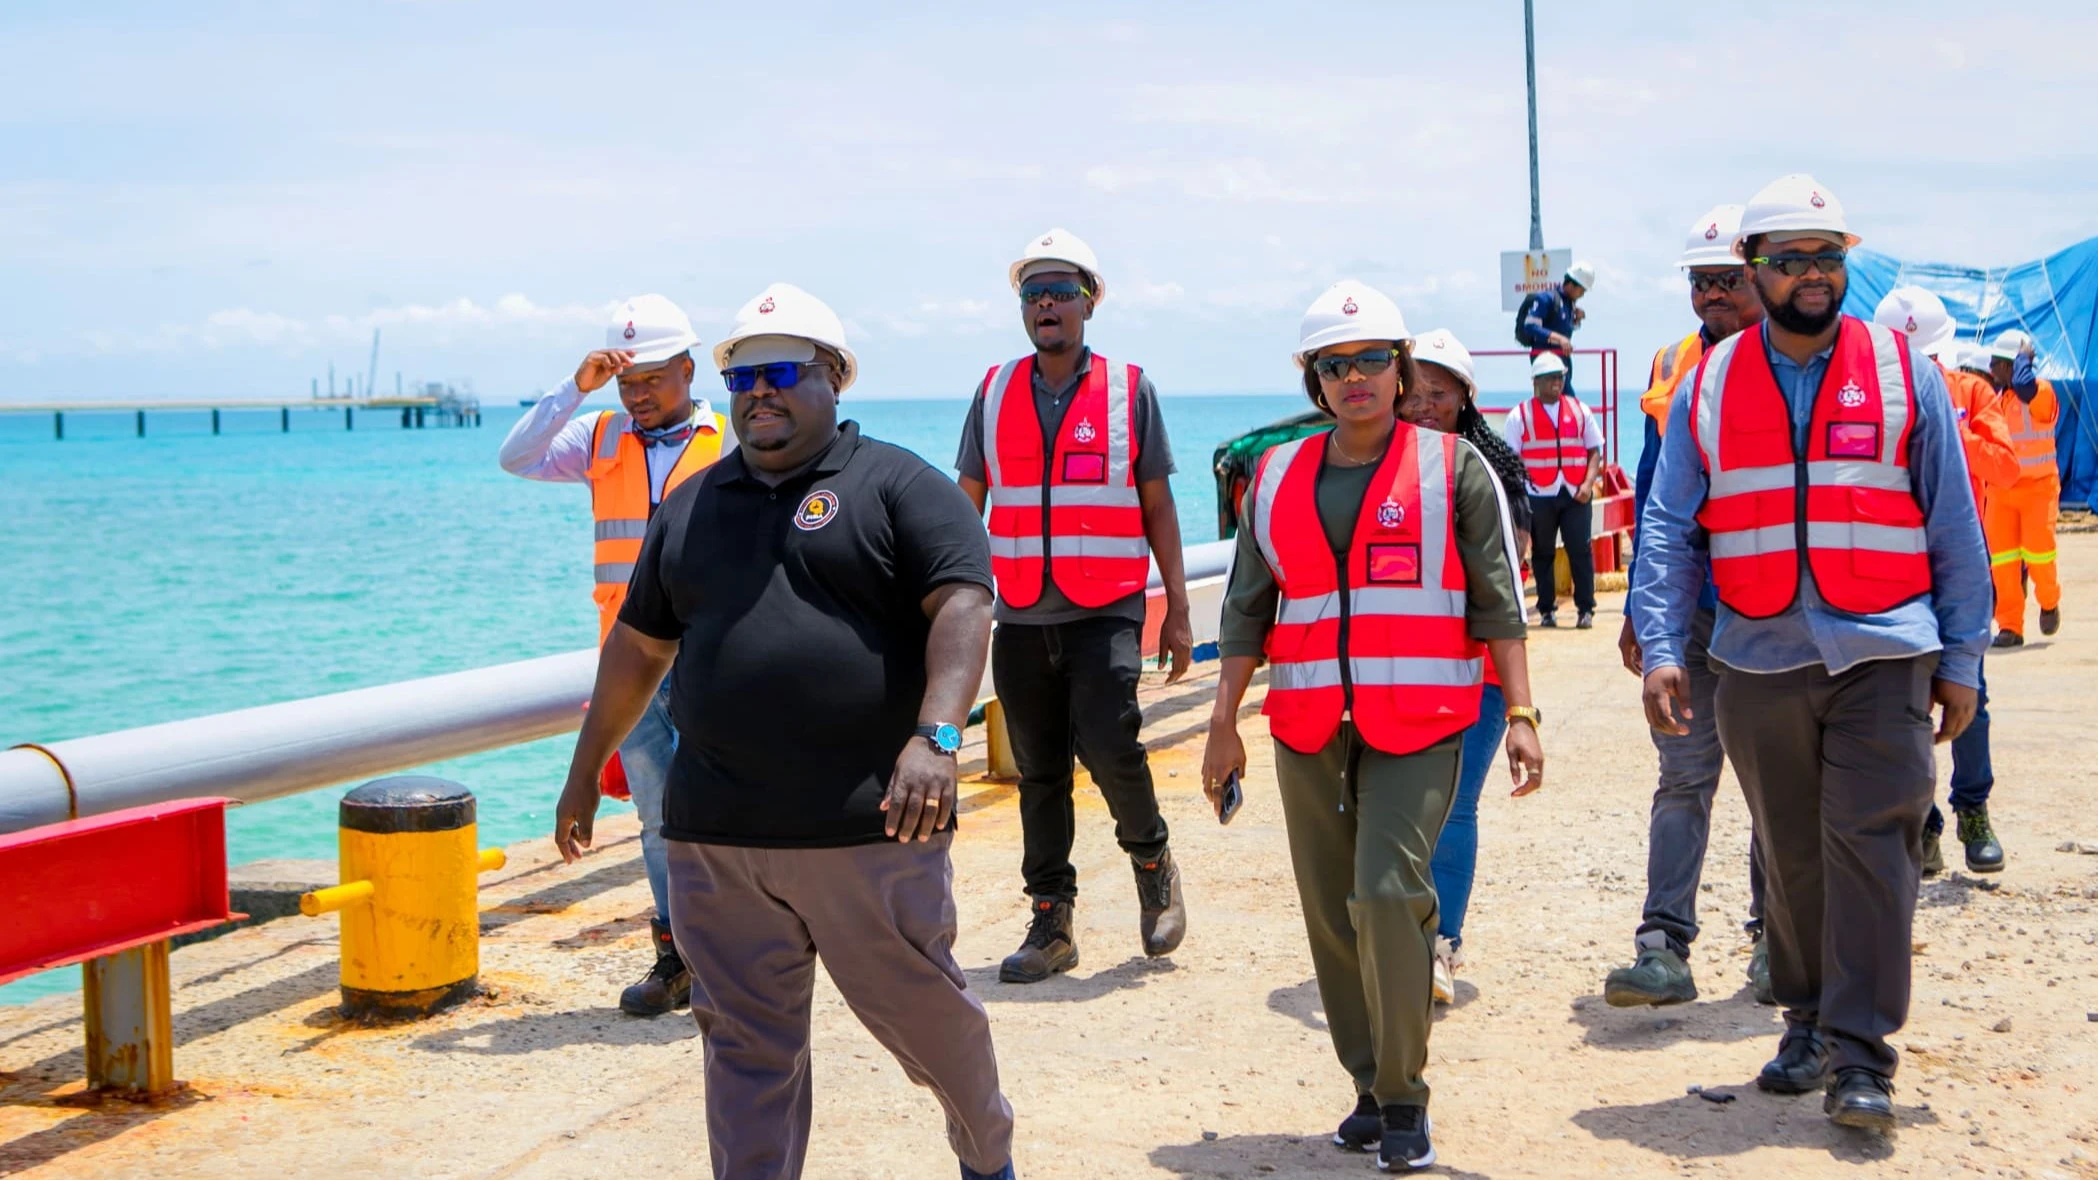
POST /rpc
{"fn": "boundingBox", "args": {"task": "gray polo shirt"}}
[955,347,1176,625]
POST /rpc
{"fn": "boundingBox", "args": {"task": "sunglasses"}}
[1019,279,1092,304]
[1689,270,1748,293]
[1750,251,1847,278]
[1311,348,1398,381]
[721,361,831,394]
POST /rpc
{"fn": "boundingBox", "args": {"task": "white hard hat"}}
[1955,341,1991,373]
[1411,328,1476,391]
[1009,228,1105,303]
[1293,282,1411,368]
[1679,205,1747,269]
[1564,261,1596,291]
[1989,328,2032,360]
[711,283,858,394]
[1733,173,1860,256]
[607,294,701,366]
[1873,286,1956,356]
[1530,353,1568,379]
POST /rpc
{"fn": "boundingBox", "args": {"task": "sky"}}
[4,0,2097,405]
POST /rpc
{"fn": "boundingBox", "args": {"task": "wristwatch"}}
[1505,705,1543,729]
[915,723,962,757]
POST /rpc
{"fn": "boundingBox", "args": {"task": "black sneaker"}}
[1991,629,2024,649]
[619,920,691,1017]
[1376,1104,1434,1171]
[998,897,1078,983]
[2040,607,2060,636]
[1576,610,1596,630]
[1332,1093,1380,1151]
[1955,806,2005,873]
[1537,612,1559,629]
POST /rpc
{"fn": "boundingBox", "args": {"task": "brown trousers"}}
[665,835,1014,1179]
[1713,654,1938,1078]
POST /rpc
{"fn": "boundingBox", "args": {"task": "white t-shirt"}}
[1502,394,1603,497]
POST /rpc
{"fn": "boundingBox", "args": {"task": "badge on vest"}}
[1836,379,1868,409]
[1825,422,1880,459]
[794,489,840,531]
[1376,498,1406,529]
[1061,452,1107,483]
[1367,543,1422,586]
[1072,418,1097,444]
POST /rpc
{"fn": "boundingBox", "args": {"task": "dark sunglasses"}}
[1689,270,1749,293]
[1311,348,1398,381]
[1019,279,1091,304]
[1750,251,1847,278]
[720,361,830,394]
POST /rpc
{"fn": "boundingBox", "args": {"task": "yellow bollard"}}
[298,776,505,1019]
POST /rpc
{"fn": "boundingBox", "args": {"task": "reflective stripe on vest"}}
[2005,387,2058,479]
[1517,396,1589,492]
[1249,426,1485,757]
[981,353,1149,609]
[1642,332,1703,435]
[1689,316,1930,620]
[587,409,725,642]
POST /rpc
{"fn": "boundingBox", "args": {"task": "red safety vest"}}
[1515,396,1591,493]
[981,353,1150,609]
[1689,316,1931,619]
[1247,425,1485,756]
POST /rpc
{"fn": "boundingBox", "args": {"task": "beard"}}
[1757,280,1842,335]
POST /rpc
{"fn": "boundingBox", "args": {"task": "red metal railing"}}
[1469,347,1621,468]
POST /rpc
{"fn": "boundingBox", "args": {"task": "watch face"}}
[934,723,963,752]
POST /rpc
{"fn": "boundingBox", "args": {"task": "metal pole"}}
[211,408,221,436]
[136,410,145,438]
[281,406,290,433]
[1525,0,1544,251]
[54,411,63,441]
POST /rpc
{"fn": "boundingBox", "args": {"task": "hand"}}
[1574,480,1595,504]
[1505,718,1544,796]
[1572,306,1587,326]
[1548,333,1573,351]
[1642,666,1692,736]
[1931,679,1978,745]
[575,349,638,394]
[553,771,602,865]
[1616,616,1643,676]
[1200,718,1247,819]
[1157,604,1194,685]
[882,738,957,842]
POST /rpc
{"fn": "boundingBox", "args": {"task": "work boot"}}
[1133,848,1186,957]
[1956,806,2005,873]
[999,897,1078,984]
[1537,611,1559,629]
[1824,1068,1896,1132]
[1748,933,1775,1006]
[1603,943,1697,1007]
[1332,1092,1381,1151]
[1756,1025,1829,1094]
[619,919,691,1017]
[1376,1104,1435,1171]
[2040,607,2061,636]
[1991,629,2024,649]
[1430,937,1459,1006]
[1576,610,1596,630]
[1921,828,1945,877]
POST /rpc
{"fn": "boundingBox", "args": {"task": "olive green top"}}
[1219,434,1528,661]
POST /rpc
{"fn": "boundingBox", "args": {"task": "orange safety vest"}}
[587,409,724,642]
[1642,332,1704,435]
[1514,395,1592,494]
[1247,425,1484,756]
[980,353,1150,609]
[1940,362,2018,520]
[2003,379,2060,484]
[1689,316,1930,620]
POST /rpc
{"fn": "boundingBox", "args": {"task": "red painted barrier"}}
[0,798,239,985]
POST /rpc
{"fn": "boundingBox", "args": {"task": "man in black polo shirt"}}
[553,283,1017,1180]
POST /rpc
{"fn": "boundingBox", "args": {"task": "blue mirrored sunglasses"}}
[721,361,830,394]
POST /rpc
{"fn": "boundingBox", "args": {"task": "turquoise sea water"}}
[0,392,1305,1004]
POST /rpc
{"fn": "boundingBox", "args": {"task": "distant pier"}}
[5,394,482,440]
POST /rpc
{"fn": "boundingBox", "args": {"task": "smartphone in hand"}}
[1218,770,1243,825]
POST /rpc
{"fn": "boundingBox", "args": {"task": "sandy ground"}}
[4,534,2097,1179]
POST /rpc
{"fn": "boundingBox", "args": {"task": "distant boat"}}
[517,397,536,407]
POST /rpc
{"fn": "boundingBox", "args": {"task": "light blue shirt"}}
[1629,328,1991,689]
[497,377,724,504]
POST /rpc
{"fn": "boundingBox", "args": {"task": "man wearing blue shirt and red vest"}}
[956,229,1194,984]
[1632,175,1990,1134]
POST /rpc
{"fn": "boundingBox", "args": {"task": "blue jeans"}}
[1931,657,1993,830]
[1432,682,1504,948]
[619,678,677,926]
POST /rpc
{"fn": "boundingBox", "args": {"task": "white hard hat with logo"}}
[1564,261,1596,291]
[711,283,859,394]
[1873,286,1956,356]
[608,294,701,366]
[1294,282,1411,368]
[1733,173,1861,256]
[1010,228,1105,303]
[1955,342,1991,374]
[1530,352,1568,379]
[1989,328,2033,360]
[1679,205,1747,269]
[1411,328,1476,391]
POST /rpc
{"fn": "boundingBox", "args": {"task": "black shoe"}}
[1955,806,2005,873]
[1332,1093,1380,1151]
[1376,1104,1434,1171]
[1537,612,1559,629]
[2040,607,2060,636]
[1132,848,1186,957]
[618,919,691,1017]
[1824,1068,1895,1132]
[998,897,1078,984]
[1991,629,2024,649]
[1755,1026,1829,1094]
[1576,610,1596,630]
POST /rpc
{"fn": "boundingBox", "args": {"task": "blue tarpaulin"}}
[1844,240,2098,508]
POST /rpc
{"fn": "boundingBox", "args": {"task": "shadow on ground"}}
[1567,992,1780,1051]
[411,1007,697,1056]
[965,955,1175,1004]
[1149,1131,1493,1178]
[1570,1088,1937,1164]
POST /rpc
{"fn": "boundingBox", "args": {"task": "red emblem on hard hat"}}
[1809,192,1826,208]
[623,321,636,340]
[1340,297,1359,315]
[1041,235,1054,246]
[1704,224,1719,240]
[757,296,775,314]
[1905,316,1918,332]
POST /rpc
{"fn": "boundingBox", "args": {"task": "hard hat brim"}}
[626,335,700,366]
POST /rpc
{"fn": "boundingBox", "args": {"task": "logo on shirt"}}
[794,489,840,531]
[1836,379,1868,409]
[1703,223,1719,240]
[757,296,776,314]
[1072,417,1097,444]
[1340,297,1359,316]
[1376,498,1406,529]
[623,321,637,340]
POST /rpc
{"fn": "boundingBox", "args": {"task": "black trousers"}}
[1713,655,1938,1079]
[1529,490,1596,615]
[992,617,1169,901]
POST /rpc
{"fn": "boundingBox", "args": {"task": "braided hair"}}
[1457,400,1533,535]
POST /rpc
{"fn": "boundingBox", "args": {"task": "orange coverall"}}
[1985,378,2062,634]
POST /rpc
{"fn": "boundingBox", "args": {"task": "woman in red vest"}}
[1201,282,1545,1171]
